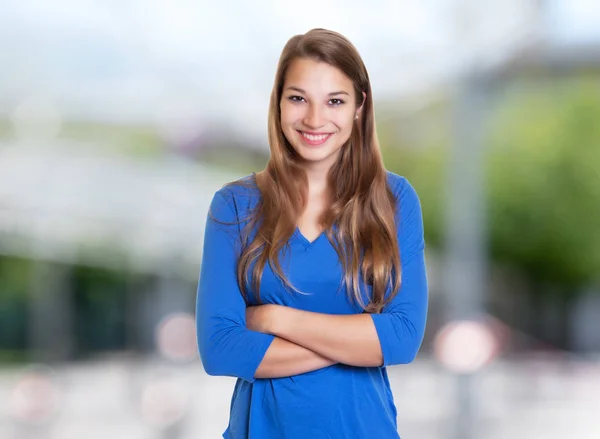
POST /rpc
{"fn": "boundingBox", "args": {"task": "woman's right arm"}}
[196,190,336,382]
[254,337,336,378]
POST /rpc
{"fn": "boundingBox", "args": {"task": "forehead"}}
[283,58,354,93]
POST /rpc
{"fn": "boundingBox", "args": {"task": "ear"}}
[355,91,367,118]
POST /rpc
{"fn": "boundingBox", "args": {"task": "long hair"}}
[228,28,401,313]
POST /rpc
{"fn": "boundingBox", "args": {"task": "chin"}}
[295,147,342,165]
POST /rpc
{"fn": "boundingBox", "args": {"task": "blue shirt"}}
[196,171,428,439]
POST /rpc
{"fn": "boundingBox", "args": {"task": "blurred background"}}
[0,0,599,438]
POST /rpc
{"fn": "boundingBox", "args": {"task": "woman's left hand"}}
[246,304,284,334]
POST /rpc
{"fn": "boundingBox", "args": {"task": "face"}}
[280,57,362,172]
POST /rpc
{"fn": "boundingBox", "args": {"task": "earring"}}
[354,115,358,120]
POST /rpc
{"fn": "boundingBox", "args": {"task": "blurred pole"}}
[28,261,73,362]
[443,71,491,439]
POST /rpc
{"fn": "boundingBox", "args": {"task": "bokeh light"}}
[155,312,198,363]
[140,374,190,429]
[9,364,61,425]
[434,319,501,374]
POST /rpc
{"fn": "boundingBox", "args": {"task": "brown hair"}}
[228,28,400,313]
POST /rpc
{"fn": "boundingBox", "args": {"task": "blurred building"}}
[0,141,239,360]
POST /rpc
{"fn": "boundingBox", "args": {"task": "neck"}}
[301,151,340,196]
[304,165,329,197]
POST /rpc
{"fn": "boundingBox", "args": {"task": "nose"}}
[302,103,325,129]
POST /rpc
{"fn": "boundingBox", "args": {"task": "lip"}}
[297,130,333,146]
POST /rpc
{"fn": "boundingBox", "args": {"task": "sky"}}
[546,0,600,44]
[0,0,598,141]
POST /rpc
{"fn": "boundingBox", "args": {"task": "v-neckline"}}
[294,226,325,247]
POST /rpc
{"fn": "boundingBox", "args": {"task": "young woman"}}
[196,28,428,439]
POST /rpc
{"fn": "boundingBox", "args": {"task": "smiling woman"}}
[279,58,364,169]
[196,28,428,439]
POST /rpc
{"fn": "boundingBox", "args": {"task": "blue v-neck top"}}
[196,171,428,439]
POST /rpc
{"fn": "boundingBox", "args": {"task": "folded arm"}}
[260,307,384,367]
[247,178,429,368]
[254,337,336,378]
[196,191,335,382]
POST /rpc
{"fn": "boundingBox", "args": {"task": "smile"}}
[298,131,333,146]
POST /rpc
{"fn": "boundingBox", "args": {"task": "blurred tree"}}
[379,77,600,349]
[0,257,30,362]
[485,77,600,348]
[486,77,600,290]
[72,265,128,357]
[379,78,600,291]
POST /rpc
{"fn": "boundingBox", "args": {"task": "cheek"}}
[280,103,301,126]
[333,112,355,131]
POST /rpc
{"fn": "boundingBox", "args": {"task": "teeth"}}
[301,132,329,141]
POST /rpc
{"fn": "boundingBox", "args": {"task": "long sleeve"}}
[196,190,275,383]
[370,177,428,366]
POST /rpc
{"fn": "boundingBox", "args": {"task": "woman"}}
[196,28,428,439]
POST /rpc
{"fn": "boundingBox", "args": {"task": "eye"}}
[329,98,345,106]
[288,95,305,103]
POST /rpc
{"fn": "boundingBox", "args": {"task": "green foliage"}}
[0,257,31,298]
[0,118,164,157]
[60,121,164,158]
[486,77,600,288]
[72,265,128,354]
[0,257,30,353]
[379,77,600,291]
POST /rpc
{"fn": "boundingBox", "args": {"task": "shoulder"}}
[385,171,421,211]
[215,173,259,199]
[386,171,425,254]
[211,173,261,220]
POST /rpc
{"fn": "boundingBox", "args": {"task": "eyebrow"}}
[284,86,350,97]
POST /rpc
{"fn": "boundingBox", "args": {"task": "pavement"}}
[0,355,598,439]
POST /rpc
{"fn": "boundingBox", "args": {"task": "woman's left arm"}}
[247,178,428,368]
[248,305,384,367]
